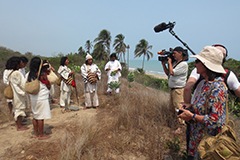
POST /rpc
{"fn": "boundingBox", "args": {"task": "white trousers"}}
[85,91,99,107]
[59,90,71,109]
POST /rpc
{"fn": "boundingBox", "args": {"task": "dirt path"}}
[0,102,97,159]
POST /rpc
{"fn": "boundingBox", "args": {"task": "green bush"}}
[127,72,135,83]
[166,137,181,153]
[133,71,169,91]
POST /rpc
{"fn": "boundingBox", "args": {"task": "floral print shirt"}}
[188,77,227,158]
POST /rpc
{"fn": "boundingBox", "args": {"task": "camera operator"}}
[161,46,188,131]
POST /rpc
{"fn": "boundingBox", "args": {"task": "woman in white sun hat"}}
[178,46,228,159]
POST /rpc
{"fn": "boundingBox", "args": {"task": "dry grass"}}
[59,118,101,160]
[57,74,185,160]
[1,73,220,159]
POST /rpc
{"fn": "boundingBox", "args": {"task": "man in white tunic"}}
[81,54,101,109]
[104,53,122,94]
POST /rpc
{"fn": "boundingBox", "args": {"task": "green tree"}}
[92,43,107,61]
[113,34,127,63]
[85,40,92,54]
[78,46,86,57]
[93,29,111,60]
[134,39,153,70]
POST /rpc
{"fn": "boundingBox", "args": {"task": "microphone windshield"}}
[154,22,167,33]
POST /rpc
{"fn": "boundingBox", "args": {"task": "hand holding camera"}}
[177,103,194,121]
[176,108,184,115]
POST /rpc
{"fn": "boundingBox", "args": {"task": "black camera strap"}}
[173,60,184,69]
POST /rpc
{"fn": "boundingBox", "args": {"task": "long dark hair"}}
[6,56,21,70]
[60,56,68,66]
[205,67,223,81]
[20,56,29,64]
[27,57,42,82]
[5,57,13,69]
[41,60,50,75]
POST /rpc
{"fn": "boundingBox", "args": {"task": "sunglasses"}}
[195,59,201,63]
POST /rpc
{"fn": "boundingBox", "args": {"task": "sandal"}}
[38,135,51,140]
[17,126,29,131]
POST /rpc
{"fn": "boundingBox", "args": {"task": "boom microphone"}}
[154,22,175,33]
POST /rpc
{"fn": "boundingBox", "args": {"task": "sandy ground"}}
[145,72,167,79]
[0,98,97,159]
[0,72,167,160]
[129,68,168,79]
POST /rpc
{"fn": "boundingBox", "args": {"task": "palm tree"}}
[113,34,127,63]
[92,43,107,61]
[78,46,86,57]
[85,40,92,54]
[126,45,130,70]
[93,29,111,60]
[134,39,153,70]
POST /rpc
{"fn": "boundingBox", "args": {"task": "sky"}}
[0,1,240,61]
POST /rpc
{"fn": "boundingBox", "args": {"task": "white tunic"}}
[104,60,122,84]
[3,69,13,85]
[3,69,13,102]
[58,65,72,92]
[9,71,26,120]
[81,63,101,93]
[30,82,51,119]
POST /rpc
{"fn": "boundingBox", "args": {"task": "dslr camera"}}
[157,48,175,62]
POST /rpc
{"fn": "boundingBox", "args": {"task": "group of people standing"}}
[162,45,240,159]
[58,53,122,110]
[4,45,239,157]
[3,56,54,140]
[2,53,122,140]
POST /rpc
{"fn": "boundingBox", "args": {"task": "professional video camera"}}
[158,47,189,62]
[157,48,175,62]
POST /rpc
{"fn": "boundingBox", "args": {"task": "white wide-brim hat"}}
[191,46,226,74]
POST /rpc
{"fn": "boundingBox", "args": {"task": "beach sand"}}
[129,68,167,79]
[145,72,167,79]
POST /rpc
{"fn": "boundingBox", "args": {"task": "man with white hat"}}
[179,46,228,159]
[81,54,101,109]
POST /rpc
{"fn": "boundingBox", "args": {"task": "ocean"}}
[128,59,165,76]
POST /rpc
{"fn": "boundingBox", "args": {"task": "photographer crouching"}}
[160,46,188,133]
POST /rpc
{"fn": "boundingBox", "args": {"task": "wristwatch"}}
[192,113,196,121]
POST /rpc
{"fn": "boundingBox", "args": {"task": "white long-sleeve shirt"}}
[58,65,72,92]
[104,60,122,84]
[81,63,101,93]
[3,69,13,85]
[9,70,26,120]
[81,63,101,83]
